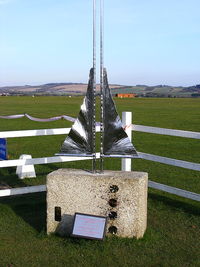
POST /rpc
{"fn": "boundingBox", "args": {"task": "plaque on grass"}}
[71,213,107,240]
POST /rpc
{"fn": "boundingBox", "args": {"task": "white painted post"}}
[16,154,36,179]
[121,112,132,171]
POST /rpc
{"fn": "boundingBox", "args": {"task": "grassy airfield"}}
[0,96,199,266]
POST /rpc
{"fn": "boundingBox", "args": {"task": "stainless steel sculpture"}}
[102,68,138,158]
[57,68,95,157]
[57,0,138,172]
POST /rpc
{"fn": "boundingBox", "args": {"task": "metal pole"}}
[100,0,104,172]
[92,0,96,173]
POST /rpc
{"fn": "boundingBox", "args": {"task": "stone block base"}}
[47,169,148,239]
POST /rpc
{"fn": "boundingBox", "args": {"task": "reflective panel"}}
[103,68,138,157]
[57,68,94,156]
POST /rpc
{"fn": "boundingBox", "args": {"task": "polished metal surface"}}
[102,69,138,158]
[55,153,93,157]
[92,0,97,172]
[100,0,104,172]
[57,69,95,156]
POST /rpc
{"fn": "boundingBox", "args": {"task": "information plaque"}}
[71,213,107,240]
[0,138,7,161]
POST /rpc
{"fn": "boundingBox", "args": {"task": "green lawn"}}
[0,97,200,266]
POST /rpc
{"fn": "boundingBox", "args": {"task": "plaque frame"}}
[71,212,107,240]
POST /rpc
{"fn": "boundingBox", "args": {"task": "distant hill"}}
[111,84,200,98]
[0,83,89,96]
[0,83,200,97]
[0,83,121,96]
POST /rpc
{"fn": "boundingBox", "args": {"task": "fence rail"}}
[138,152,200,171]
[0,185,46,197]
[0,128,70,138]
[0,154,97,168]
[0,152,200,172]
[1,124,199,139]
[148,181,200,202]
[0,126,101,139]
[0,112,199,202]
[1,182,200,202]
[133,124,200,139]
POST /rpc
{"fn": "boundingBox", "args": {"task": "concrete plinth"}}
[47,169,148,239]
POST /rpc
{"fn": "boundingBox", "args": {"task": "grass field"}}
[0,96,200,266]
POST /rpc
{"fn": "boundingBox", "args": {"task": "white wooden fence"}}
[0,112,200,202]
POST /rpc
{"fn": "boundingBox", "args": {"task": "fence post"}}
[16,154,36,179]
[121,112,132,171]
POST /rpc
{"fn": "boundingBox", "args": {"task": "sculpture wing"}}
[56,68,94,156]
[103,68,138,158]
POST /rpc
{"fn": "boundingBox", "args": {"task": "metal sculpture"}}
[56,0,138,172]
[57,68,95,157]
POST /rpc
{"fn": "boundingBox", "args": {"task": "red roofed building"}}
[115,93,136,98]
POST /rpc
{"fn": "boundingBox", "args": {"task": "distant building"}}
[115,93,136,98]
[0,93,10,96]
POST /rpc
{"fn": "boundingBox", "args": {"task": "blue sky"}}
[0,0,200,86]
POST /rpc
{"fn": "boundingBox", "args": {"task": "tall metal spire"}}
[100,0,104,172]
[56,0,138,171]
[92,0,97,172]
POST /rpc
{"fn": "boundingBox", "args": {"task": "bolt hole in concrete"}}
[108,226,118,234]
[108,198,118,207]
[55,207,61,221]
[110,185,119,193]
[109,211,117,220]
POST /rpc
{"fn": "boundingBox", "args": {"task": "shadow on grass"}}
[0,167,27,188]
[0,192,46,233]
